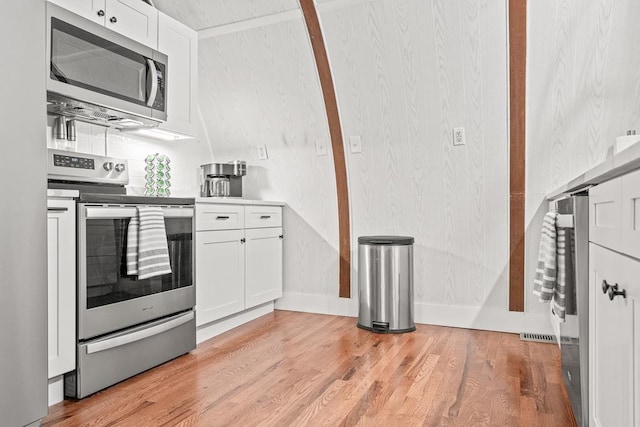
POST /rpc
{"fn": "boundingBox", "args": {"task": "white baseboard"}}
[275,292,554,335]
[196,302,274,344]
[275,292,358,317]
[48,376,64,407]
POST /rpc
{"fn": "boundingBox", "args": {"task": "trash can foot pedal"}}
[357,322,416,334]
[372,321,389,332]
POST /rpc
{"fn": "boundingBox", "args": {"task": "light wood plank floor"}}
[44,311,576,426]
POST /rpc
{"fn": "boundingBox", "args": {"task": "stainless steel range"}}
[47,149,196,399]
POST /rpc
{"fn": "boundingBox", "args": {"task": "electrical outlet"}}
[257,144,268,160]
[315,139,328,156]
[349,135,363,153]
[453,127,466,146]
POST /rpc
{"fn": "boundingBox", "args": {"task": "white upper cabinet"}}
[105,0,158,49]
[48,0,106,25]
[158,12,198,137]
[48,0,158,49]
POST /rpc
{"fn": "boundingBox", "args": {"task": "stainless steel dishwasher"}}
[555,193,589,426]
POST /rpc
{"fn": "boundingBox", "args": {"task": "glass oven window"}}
[50,18,148,105]
[85,217,192,309]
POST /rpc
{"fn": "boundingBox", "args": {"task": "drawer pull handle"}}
[607,283,627,301]
[602,280,612,294]
[260,215,271,219]
[48,207,69,212]
[216,216,230,220]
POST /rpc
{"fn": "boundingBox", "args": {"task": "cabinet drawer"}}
[589,176,622,250]
[196,204,244,231]
[621,169,640,259]
[245,206,282,229]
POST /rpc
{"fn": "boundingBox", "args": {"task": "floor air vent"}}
[519,332,555,343]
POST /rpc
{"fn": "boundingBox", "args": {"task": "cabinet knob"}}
[97,9,105,17]
[279,235,284,239]
[240,238,246,244]
[607,283,627,301]
[110,16,117,23]
[602,280,612,294]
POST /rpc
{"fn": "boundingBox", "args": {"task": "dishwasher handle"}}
[556,214,574,229]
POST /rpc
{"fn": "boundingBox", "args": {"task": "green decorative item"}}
[144,153,171,197]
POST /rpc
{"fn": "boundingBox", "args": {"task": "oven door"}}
[78,204,194,340]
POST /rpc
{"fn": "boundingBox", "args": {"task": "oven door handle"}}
[85,311,194,355]
[84,206,194,219]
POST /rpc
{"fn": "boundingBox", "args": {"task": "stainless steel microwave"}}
[46,2,167,128]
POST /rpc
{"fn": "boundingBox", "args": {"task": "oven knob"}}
[103,162,114,171]
[115,163,126,173]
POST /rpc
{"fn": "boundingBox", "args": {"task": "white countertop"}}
[195,197,286,206]
[547,141,640,200]
[47,189,79,198]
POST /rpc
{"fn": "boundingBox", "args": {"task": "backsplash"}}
[46,117,212,197]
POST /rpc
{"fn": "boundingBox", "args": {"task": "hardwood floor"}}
[44,311,576,426]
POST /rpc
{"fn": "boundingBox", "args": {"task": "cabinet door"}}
[47,199,76,379]
[105,0,158,48]
[245,227,283,309]
[158,12,197,137]
[47,0,106,25]
[589,243,639,426]
[195,230,245,326]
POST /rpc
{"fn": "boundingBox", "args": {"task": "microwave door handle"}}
[146,58,158,108]
[51,63,69,83]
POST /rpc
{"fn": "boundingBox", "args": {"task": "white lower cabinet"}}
[195,204,283,327]
[47,199,76,379]
[195,229,245,325]
[245,227,283,309]
[589,243,639,427]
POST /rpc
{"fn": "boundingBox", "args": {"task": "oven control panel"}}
[47,149,129,185]
[53,153,95,170]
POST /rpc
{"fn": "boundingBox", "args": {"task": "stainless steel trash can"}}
[357,236,415,333]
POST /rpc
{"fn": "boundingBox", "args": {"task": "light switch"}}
[453,127,466,146]
[349,135,362,154]
[315,139,328,156]
[257,144,268,160]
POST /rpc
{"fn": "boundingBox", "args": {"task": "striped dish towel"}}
[126,206,172,280]
[532,212,566,322]
[533,212,557,302]
[553,228,568,321]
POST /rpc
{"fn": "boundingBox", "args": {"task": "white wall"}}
[319,0,509,311]
[196,19,341,298]
[158,0,550,333]
[526,0,640,312]
[46,118,212,197]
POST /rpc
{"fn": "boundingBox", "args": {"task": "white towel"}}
[126,206,172,280]
[532,212,566,322]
